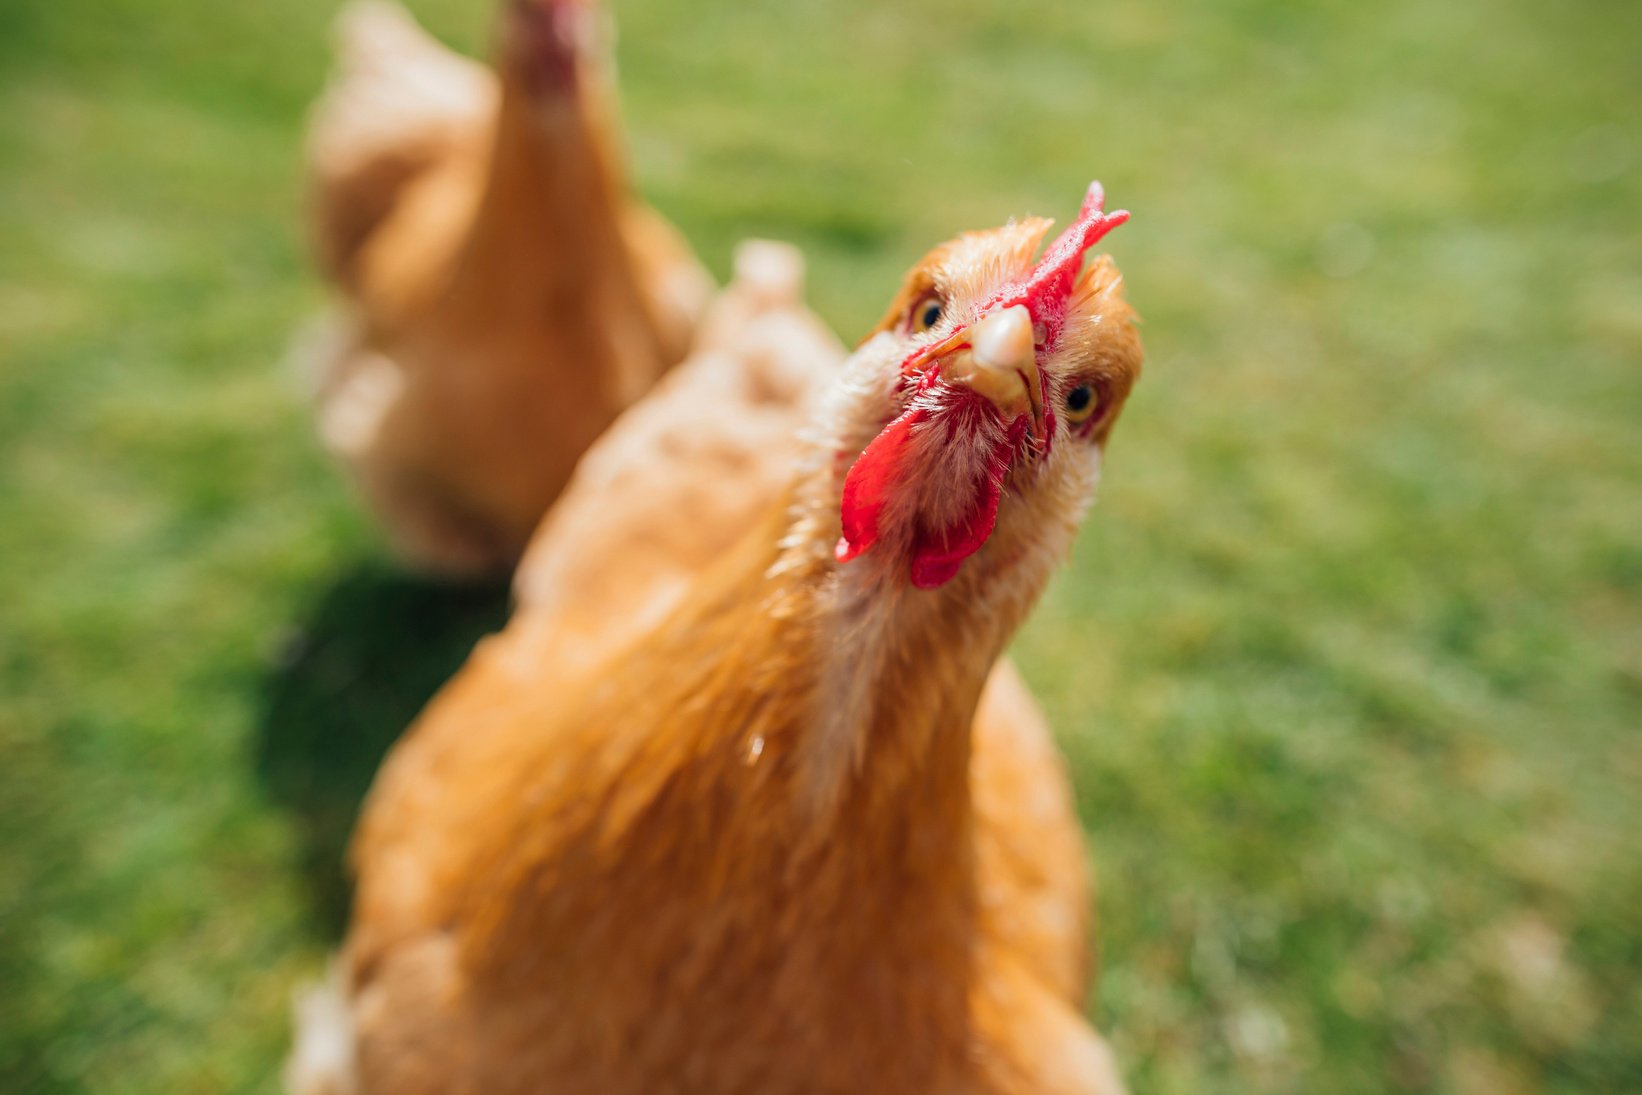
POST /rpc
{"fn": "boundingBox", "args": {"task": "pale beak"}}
[940,305,1044,438]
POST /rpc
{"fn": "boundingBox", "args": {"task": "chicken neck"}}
[419,16,669,413]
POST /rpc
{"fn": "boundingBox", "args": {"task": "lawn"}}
[1,0,1638,1091]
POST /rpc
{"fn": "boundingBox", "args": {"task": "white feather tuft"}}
[284,964,359,1095]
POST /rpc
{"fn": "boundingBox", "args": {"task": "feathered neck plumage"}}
[457,71,626,277]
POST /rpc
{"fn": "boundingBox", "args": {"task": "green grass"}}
[1,0,1638,1090]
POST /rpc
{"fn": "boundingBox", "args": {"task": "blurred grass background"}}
[1,0,1638,1090]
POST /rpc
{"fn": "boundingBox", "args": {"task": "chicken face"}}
[504,0,606,98]
[832,182,1142,590]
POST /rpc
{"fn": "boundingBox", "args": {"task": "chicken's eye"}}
[908,293,944,333]
[1064,383,1098,426]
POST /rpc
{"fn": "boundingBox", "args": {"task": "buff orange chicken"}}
[304,0,711,576]
[290,183,1143,1094]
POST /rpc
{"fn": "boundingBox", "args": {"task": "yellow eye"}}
[909,293,944,333]
[1064,383,1099,425]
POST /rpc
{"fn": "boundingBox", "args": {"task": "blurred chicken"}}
[291,183,1143,1093]
[304,0,712,576]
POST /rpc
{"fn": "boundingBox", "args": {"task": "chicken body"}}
[294,192,1142,1093]
[306,0,711,576]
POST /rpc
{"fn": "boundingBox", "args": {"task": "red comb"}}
[990,180,1129,350]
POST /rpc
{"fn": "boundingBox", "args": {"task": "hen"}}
[292,183,1143,1093]
[304,0,712,576]
[507,238,1095,1006]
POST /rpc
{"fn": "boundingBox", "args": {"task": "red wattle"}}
[906,428,1018,589]
[837,407,928,563]
[839,411,1024,587]
[908,473,1001,588]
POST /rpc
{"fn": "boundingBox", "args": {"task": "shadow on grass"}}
[255,561,510,939]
